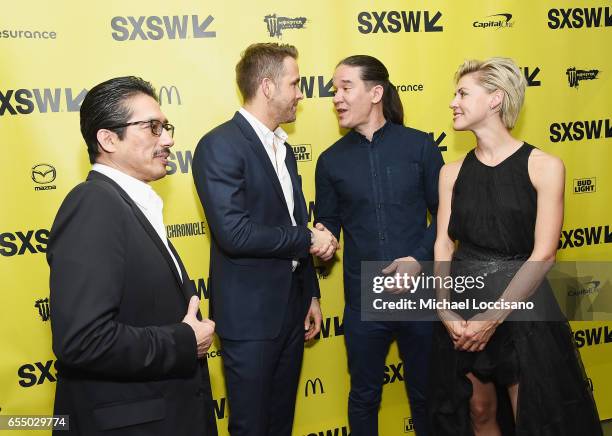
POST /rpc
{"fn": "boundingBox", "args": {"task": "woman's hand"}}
[455,312,501,352]
[438,310,467,344]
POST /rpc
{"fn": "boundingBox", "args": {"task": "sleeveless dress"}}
[428,143,603,435]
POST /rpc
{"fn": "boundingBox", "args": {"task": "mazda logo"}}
[31,164,56,184]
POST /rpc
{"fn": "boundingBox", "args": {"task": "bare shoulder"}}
[439,158,465,188]
[528,148,565,188]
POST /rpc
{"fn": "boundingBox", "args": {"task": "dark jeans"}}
[344,305,432,436]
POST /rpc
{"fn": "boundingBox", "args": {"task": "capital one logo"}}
[0,88,87,116]
[473,13,515,29]
[304,377,325,397]
[111,15,216,41]
[158,85,182,105]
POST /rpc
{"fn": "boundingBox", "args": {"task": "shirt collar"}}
[353,120,390,144]
[239,107,288,144]
[92,163,162,211]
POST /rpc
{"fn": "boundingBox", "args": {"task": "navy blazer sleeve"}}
[48,183,197,380]
[193,130,312,259]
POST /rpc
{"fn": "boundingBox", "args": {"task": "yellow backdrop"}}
[1,1,610,434]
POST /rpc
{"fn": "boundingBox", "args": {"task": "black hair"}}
[80,76,157,164]
[338,55,404,125]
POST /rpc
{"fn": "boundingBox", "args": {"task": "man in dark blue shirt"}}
[315,55,444,436]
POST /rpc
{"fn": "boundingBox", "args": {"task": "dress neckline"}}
[473,142,526,168]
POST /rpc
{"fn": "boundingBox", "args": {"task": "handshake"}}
[309,223,339,261]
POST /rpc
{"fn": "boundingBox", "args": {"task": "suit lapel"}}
[232,112,290,213]
[87,171,184,288]
[167,239,197,305]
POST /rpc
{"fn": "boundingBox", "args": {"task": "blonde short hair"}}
[455,57,526,129]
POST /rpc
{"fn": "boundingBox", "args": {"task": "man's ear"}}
[96,129,118,153]
[371,84,384,104]
[261,77,276,100]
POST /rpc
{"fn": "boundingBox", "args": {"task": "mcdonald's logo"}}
[158,85,182,105]
[304,377,325,397]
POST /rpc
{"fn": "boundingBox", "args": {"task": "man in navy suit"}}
[193,43,338,436]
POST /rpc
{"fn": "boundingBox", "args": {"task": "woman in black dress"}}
[429,57,602,435]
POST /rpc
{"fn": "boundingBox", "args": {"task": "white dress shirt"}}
[239,108,299,269]
[92,163,182,281]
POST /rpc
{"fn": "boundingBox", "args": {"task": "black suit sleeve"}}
[48,183,197,380]
[193,133,311,259]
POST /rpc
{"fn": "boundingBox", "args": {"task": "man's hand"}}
[310,223,339,261]
[182,296,215,358]
[381,256,422,294]
[455,312,500,352]
[304,298,322,341]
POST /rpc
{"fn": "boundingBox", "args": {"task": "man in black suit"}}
[192,43,338,436]
[48,76,217,435]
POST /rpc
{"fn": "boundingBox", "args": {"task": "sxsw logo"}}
[549,119,612,142]
[573,177,596,194]
[566,67,599,88]
[0,88,87,116]
[428,131,447,152]
[548,7,612,29]
[0,229,49,257]
[558,225,612,249]
[292,144,312,162]
[35,298,50,322]
[18,360,57,388]
[522,67,541,87]
[357,10,443,33]
[166,150,193,175]
[300,76,334,98]
[187,277,211,300]
[314,316,344,340]
[473,13,515,29]
[573,326,612,348]
[213,397,227,420]
[111,15,215,41]
[304,427,350,436]
[158,85,182,105]
[304,377,325,397]
[383,362,404,385]
[264,14,307,38]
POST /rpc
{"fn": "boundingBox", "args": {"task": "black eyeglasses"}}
[107,119,175,138]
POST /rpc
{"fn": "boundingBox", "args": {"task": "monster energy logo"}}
[566,67,599,88]
[263,14,307,38]
[35,298,50,322]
